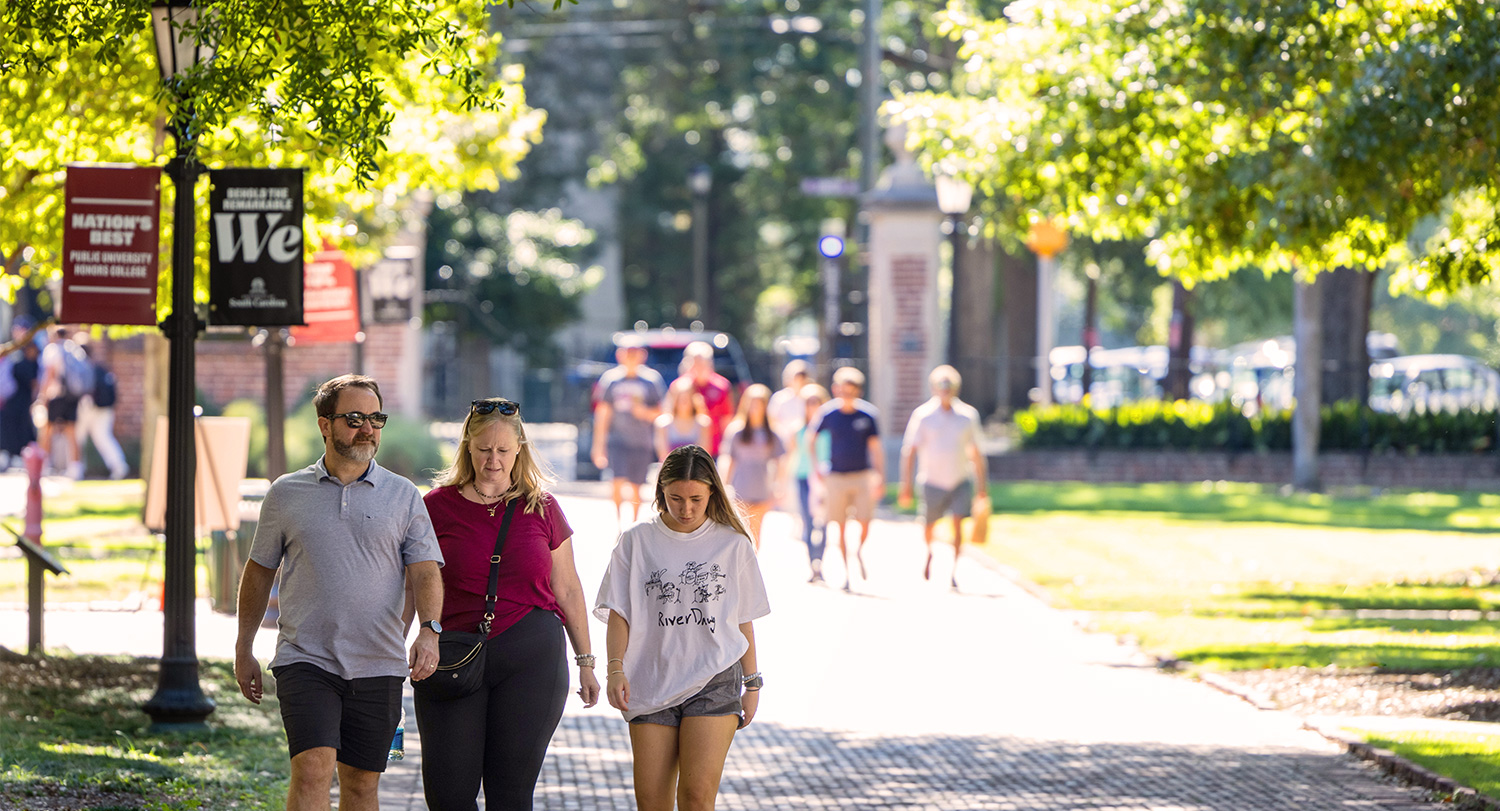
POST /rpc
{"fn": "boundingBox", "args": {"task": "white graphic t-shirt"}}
[594,515,771,721]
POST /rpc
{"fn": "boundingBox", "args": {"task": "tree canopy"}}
[889,0,1500,291]
[0,0,547,314]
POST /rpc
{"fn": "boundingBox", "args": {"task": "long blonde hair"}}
[432,399,554,514]
[653,444,751,539]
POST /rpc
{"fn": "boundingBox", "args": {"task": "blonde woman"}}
[717,384,786,550]
[412,398,600,811]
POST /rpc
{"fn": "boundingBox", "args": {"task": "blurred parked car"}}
[1369,354,1500,414]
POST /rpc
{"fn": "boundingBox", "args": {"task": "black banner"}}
[208,168,305,326]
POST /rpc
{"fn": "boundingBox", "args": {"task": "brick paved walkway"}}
[1,486,1445,809]
[379,492,1442,810]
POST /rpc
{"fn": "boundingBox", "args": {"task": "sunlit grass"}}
[1337,729,1500,800]
[0,656,287,810]
[971,482,1500,671]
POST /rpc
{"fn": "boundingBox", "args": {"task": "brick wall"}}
[100,330,408,445]
[990,448,1500,491]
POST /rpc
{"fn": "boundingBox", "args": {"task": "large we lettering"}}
[212,213,303,264]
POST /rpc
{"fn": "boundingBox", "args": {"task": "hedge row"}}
[1015,400,1500,454]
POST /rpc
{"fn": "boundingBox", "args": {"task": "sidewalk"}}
[2,491,1449,809]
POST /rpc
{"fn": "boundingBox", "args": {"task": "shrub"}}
[1017,400,1498,454]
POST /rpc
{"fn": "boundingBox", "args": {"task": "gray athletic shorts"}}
[630,662,743,727]
[607,442,654,484]
[922,479,974,524]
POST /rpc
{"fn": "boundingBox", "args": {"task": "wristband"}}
[575,654,596,668]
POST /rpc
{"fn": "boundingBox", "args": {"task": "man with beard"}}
[234,374,445,811]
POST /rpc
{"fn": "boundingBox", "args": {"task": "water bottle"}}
[388,708,405,761]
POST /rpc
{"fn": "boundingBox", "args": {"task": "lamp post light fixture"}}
[143,0,216,731]
[688,163,712,324]
[934,175,973,366]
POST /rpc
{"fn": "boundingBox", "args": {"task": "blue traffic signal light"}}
[817,235,844,259]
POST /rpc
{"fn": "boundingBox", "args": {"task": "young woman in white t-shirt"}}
[595,444,770,811]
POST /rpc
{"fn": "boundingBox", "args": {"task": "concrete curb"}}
[1197,670,1500,811]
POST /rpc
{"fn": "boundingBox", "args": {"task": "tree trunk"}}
[1293,275,1323,492]
[1318,267,1374,404]
[953,235,999,417]
[998,248,1037,416]
[1165,282,1195,401]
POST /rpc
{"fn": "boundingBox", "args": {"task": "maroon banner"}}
[291,249,360,344]
[61,165,162,325]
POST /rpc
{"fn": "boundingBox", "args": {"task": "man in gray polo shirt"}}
[234,374,444,811]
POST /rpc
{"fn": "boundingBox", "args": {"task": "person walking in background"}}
[766,359,810,450]
[791,384,831,583]
[593,340,667,528]
[37,325,85,478]
[416,397,600,811]
[234,374,445,811]
[654,377,711,462]
[808,366,884,593]
[0,316,40,470]
[595,444,770,811]
[898,365,988,590]
[675,341,733,456]
[718,384,786,550]
[75,337,129,480]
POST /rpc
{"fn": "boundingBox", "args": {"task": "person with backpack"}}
[38,325,89,479]
[77,337,129,480]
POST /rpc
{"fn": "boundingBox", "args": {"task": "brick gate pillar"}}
[863,123,944,467]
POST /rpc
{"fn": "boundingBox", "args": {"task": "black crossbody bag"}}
[413,497,518,702]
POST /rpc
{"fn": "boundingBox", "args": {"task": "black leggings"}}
[414,608,569,811]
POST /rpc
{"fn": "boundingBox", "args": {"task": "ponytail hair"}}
[653,444,751,539]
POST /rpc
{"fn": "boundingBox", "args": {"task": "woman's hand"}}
[607,671,630,712]
[577,666,601,708]
[738,689,759,728]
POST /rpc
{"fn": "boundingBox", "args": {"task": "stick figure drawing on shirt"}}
[645,568,681,604]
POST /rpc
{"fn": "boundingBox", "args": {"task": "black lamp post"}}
[934,174,973,366]
[143,0,215,731]
[687,163,712,324]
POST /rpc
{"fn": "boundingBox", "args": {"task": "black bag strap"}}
[478,498,519,636]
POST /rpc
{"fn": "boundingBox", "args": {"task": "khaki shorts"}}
[824,470,875,524]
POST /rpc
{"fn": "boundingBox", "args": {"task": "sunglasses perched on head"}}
[328,411,389,429]
[471,399,521,416]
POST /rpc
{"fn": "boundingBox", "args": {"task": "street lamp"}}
[934,175,973,366]
[1025,218,1068,406]
[143,0,216,731]
[688,163,712,324]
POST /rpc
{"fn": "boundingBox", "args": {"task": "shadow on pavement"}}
[541,714,1436,810]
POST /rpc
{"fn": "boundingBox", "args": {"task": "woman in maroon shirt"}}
[413,397,600,811]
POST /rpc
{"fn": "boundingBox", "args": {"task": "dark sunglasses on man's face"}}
[471,399,521,416]
[327,411,389,429]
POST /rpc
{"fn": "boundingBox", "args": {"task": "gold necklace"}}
[473,483,505,517]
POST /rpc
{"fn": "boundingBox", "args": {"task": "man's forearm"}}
[408,561,444,625]
[235,561,276,652]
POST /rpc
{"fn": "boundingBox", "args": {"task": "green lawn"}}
[0,655,288,810]
[970,482,1500,670]
[0,480,218,605]
[1334,726,1500,800]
